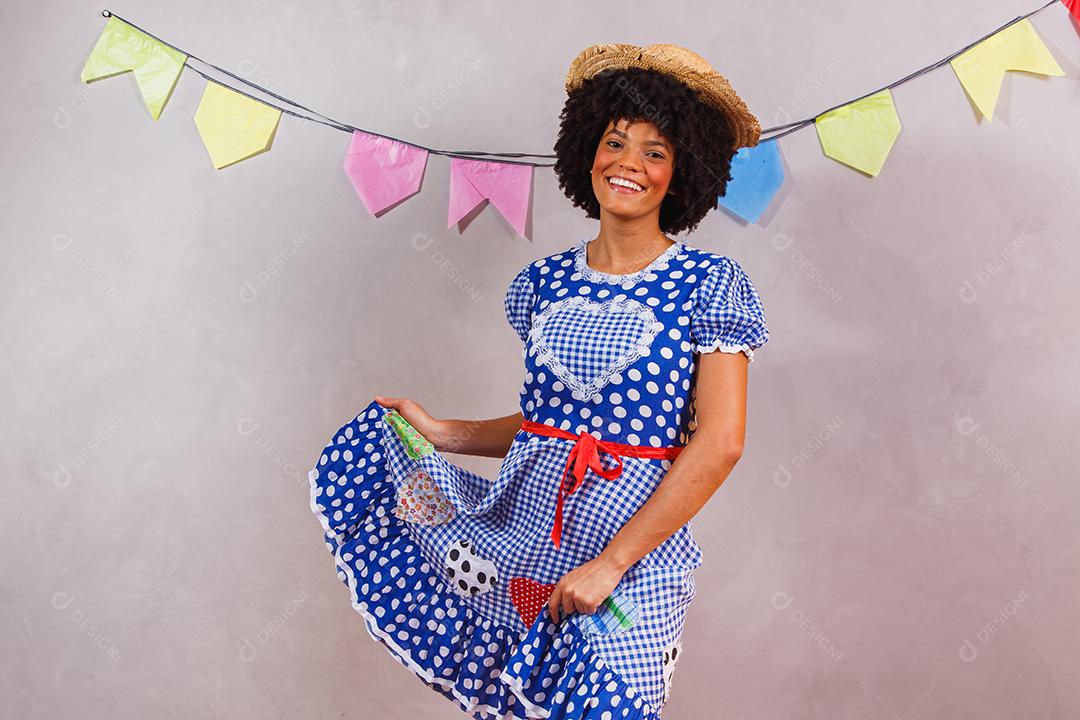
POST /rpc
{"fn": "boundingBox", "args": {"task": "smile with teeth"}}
[608,176,645,193]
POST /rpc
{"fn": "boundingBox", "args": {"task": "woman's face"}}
[590,118,676,224]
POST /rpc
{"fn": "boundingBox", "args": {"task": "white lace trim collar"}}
[573,236,685,286]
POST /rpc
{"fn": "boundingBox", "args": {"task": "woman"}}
[309,43,769,719]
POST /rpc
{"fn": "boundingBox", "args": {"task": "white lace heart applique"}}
[528,296,663,401]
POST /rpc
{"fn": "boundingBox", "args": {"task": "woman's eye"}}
[605,140,665,160]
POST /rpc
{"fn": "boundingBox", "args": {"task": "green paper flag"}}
[80,16,187,120]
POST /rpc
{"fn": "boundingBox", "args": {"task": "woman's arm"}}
[435,412,525,458]
[546,350,750,620]
[373,395,523,458]
[600,350,749,571]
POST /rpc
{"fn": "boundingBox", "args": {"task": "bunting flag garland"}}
[80,2,1072,235]
[193,82,282,169]
[814,89,903,177]
[79,15,186,120]
[949,18,1065,121]
[343,130,430,216]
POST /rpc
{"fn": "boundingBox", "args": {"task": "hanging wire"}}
[101,2,1063,160]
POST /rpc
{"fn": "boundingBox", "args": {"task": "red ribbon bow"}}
[519,420,684,549]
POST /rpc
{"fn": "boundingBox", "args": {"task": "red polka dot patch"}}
[508,576,556,627]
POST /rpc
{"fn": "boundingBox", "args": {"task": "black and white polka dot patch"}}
[662,638,683,704]
[443,539,498,597]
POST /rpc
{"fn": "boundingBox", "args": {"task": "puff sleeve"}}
[689,257,770,362]
[504,262,537,342]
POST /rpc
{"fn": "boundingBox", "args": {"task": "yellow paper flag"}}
[80,16,187,120]
[193,82,282,169]
[950,18,1064,121]
[815,89,902,177]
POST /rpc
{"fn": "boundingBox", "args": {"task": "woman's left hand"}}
[547,553,627,622]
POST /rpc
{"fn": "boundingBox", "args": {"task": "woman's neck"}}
[587,226,675,276]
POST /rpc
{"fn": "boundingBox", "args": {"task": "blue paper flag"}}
[717,138,784,224]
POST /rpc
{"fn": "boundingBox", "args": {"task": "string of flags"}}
[81,2,1074,234]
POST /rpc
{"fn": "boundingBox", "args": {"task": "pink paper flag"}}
[447,158,532,237]
[343,130,429,216]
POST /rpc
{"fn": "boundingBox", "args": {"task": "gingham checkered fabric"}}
[308,238,769,719]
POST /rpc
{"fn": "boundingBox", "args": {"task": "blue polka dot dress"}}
[308,236,770,719]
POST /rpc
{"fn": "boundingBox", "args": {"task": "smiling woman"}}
[310,43,770,720]
[598,121,673,195]
[554,58,752,236]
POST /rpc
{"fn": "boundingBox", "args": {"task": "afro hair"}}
[553,67,739,236]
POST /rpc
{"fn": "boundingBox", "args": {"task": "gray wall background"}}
[3,1,1079,718]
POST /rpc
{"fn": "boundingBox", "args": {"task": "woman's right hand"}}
[373,396,451,450]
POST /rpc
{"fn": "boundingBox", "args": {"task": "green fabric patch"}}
[579,588,639,635]
[383,408,435,459]
[603,595,635,629]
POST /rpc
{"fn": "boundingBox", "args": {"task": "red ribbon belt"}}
[518,420,685,549]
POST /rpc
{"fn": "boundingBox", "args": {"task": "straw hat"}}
[565,43,761,150]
